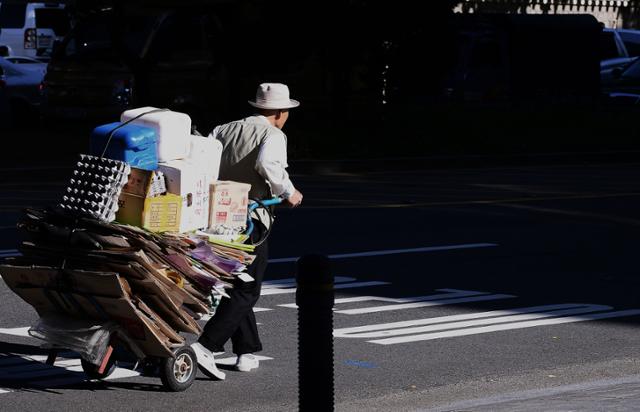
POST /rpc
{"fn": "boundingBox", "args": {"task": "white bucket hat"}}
[248,83,300,110]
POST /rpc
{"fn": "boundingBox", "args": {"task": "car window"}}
[8,58,38,64]
[619,32,640,57]
[61,19,117,61]
[0,4,27,28]
[600,31,621,60]
[35,7,70,36]
[148,13,212,64]
[58,12,158,62]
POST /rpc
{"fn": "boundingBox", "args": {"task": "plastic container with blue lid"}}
[90,122,158,170]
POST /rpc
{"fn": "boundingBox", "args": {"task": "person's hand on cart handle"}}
[285,189,303,208]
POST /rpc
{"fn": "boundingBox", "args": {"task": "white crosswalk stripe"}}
[333,303,640,344]
[0,327,31,337]
[278,289,515,311]
[262,276,390,296]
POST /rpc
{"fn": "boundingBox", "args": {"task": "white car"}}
[4,55,47,74]
[0,2,69,61]
[0,56,45,122]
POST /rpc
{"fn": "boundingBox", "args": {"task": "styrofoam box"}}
[121,107,191,162]
[158,159,211,232]
[188,135,222,181]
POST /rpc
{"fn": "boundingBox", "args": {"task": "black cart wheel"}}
[81,357,116,380]
[159,346,197,392]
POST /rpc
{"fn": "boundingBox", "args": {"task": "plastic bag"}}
[29,315,119,365]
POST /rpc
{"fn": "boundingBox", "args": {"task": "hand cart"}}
[32,197,284,392]
[44,328,198,392]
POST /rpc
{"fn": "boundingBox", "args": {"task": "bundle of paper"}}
[0,207,254,359]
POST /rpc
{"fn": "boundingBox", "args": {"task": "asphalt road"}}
[2,160,640,411]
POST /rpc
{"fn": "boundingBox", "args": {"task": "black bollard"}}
[296,254,334,412]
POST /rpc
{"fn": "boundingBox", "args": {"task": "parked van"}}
[0,2,69,61]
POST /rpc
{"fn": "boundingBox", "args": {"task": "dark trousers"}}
[198,237,268,355]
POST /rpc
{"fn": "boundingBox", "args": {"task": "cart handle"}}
[248,197,282,213]
[245,197,282,237]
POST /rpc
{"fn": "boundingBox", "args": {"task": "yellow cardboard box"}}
[142,194,182,233]
[116,167,182,232]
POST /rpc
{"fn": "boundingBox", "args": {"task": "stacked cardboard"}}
[0,207,254,360]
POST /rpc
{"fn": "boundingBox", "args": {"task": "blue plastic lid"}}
[92,122,157,149]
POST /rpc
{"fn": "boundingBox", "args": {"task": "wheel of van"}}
[81,357,116,380]
[159,346,197,392]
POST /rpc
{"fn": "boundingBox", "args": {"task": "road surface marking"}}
[336,294,516,314]
[0,327,31,337]
[279,288,488,308]
[262,276,390,296]
[262,281,390,296]
[199,306,272,322]
[330,304,640,344]
[263,276,357,287]
[268,243,498,263]
[0,249,19,257]
[279,289,514,311]
[334,304,610,339]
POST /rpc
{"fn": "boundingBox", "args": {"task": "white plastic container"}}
[121,107,191,162]
[158,159,210,232]
[188,135,223,181]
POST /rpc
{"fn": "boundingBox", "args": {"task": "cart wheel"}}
[81,358,116,380]
[160,346,197,392]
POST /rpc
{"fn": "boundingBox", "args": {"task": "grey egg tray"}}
[59,154,131,222]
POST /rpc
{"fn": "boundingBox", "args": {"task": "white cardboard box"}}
[188,135,222,182]
[209,181,251,231]
[158,159,211,232]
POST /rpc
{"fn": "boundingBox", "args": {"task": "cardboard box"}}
[116,167,182,232]
[159,160,211,232]
[122,167,154,197]
[142,194,182,233]
[117,167,154,227]
[188,135,222,181]
[209,181,251,230]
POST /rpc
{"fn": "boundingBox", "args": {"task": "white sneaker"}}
[235,354,259,372]
[191,342,226,380]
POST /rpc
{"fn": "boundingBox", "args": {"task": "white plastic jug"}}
[121,107,191,162]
